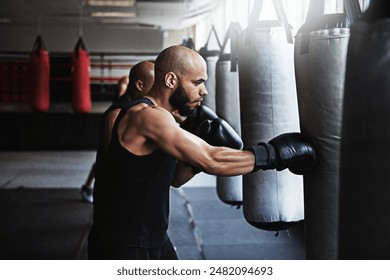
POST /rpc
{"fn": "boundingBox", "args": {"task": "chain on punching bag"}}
[71,37,91,113]
[294,0,361,259]
[199,25,222,111]
[30,35,50,112]
[238,0,303,231]
[339,0,390,259]
[215,22,243,206]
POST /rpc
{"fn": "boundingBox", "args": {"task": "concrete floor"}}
[0,151,304,260]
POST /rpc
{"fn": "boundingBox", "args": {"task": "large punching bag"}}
[29,35,50,112]
[294,0,361,259]
[71,37,91,113]
[199,25,221,111]
[215,22,243,206]
[339,0,390,259]
[238,0,303,231]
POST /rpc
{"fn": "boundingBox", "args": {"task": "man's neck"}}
[146,89,174,113]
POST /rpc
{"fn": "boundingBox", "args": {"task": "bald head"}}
[154,45,206,83]
[151,45,208,116]
[127,60,155,99]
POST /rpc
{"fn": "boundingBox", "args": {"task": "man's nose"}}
[201,85,208,96]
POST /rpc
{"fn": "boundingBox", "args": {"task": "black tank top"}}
[94,98,124,183]
[92,98,176,248]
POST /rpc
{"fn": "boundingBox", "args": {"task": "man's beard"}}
[169,85,193,117]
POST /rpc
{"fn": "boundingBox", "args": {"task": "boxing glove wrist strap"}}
[246,143,276,172]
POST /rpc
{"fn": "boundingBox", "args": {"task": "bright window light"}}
[87,0,136,7]
[91,12,136,17]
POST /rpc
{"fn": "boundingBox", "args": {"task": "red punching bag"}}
[30,35,50,112]
[71,37,91,113]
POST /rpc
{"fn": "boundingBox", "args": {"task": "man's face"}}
[169,62,208,116]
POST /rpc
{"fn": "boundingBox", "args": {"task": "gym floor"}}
[0,151,304,260]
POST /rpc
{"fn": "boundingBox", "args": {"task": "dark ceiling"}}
[0,0,221,30]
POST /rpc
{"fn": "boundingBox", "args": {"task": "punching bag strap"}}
[229,23,242,72]
[300,0,324,55]
[245,0,264,45]
[73,37,88,58]
[220,22,242,72]
[204,24,222,51]
[32,35,48,53]
[305,0,324,22]
[344,0,362,24]
[273,0,293,44]
[245,0,293,45]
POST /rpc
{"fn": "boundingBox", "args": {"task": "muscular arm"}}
[140,106,255,179]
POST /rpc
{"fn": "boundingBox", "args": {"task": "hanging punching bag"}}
[30,35,50,112]
[199,25,222,111]
[339,0,390,259]
[238,0,303,231]
[215,22,243,206]
[294,0,361,259]
[71,37,91,113]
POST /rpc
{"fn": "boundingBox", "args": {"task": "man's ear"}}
[165,72,177,89]
[135,80,143,92]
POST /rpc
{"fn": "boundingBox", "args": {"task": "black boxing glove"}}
[196,118,243,149]
[247,132,316,175]
[180,105,218,134]
[190,118,243,175]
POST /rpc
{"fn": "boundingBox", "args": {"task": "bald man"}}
[102,61,155,148]
[80,61,155,203]
[87,45,316,260]
[126,61,155,100]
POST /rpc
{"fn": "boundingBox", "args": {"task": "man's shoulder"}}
[132,105,176,131]
[134,105,172,121]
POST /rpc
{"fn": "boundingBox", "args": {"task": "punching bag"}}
[199,25,221,111]
[71,37,91,113]
[294,0,361,259]
[238,0,303,231]
[215,22,243,206]
[339,0,390,259]
[30,35,50,112]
